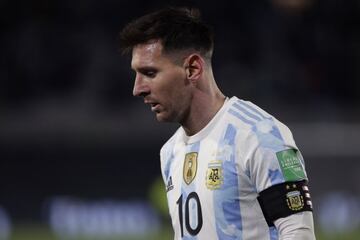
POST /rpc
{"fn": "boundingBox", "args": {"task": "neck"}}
[181,73,226,136]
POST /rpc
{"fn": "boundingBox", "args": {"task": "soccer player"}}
[119,7,315,240]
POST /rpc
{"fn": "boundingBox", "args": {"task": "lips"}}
[144,100,160,112]
[150,103,160,112]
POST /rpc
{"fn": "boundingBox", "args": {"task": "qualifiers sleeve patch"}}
[276,149,306,181]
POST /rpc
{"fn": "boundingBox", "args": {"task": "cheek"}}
[170,78,190,103]
[170,81,192,112]
[158,71,188,99]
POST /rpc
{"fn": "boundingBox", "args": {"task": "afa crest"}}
[206,161,223,190]
[183,152,198,185]
[286,190,304,211]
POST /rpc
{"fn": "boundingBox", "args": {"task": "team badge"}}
[206,161,223,190]
[183,152,198,185]
[286,187,304,211]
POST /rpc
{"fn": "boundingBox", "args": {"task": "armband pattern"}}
[257,180,313,226]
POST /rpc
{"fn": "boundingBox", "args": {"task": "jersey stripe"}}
[164,142,176,180]
[232,102,262,122]
[269,226,279,240]
[236,100,267,120]
[214,124,243,240]
[228,109,255,126]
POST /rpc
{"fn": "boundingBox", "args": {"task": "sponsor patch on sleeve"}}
[276,149,306,181]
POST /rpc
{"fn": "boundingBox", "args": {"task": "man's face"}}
[131,41,192,123]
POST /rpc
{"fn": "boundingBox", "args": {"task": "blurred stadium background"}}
[1,0,360,239]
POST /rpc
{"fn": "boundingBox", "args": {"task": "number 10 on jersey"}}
[176,192,203,237]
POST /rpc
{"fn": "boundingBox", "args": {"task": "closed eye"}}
[138,67,157,78]
[143,71,156,78]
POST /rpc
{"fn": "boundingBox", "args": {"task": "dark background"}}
[1,0,360,226]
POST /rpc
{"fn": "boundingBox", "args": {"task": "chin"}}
[155,115,170,122]
[155,112,175,123]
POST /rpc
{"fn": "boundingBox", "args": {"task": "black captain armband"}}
[257,180,313,227]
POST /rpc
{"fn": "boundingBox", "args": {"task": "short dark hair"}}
[119,7,214,60]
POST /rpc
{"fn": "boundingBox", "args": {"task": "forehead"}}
[131,41,166,69]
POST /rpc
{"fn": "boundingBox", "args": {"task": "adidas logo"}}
[166,176,174,192]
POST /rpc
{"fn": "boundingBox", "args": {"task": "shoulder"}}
[227,97,299,161]
[228,97,294,139]
[227,97,275,125]
[223,97,273,137]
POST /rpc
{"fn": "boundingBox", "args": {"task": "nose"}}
[133,74,150,97]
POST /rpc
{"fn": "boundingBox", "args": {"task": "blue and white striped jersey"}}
[160,96,308,240]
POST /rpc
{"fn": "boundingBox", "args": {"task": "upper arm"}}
[274,211,316,240]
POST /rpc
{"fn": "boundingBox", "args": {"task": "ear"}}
[184,54,203,82]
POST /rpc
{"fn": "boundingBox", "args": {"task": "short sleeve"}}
[244,117,308,193]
